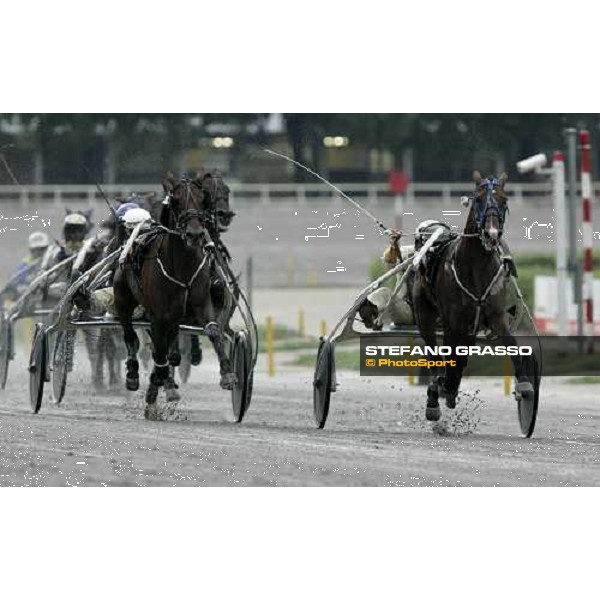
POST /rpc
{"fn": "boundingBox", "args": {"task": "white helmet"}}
[122,207,152,228]
[28,231,50,249]
[415,220,445,245]
[416,220,443,234]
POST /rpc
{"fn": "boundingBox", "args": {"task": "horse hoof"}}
[166,387,181,402]
[126,377,139,391]
[514,381,534,402]
[191,348,202,366]
[145,385,159,404]
[446,395,457,409]
[144,403,159,420]
[426,407,441,421]
[515,381,534,394]
[219,373,238,390]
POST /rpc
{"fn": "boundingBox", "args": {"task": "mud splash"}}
[398,389,486,436]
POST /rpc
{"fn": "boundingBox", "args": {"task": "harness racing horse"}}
[412,171,534,421]
[113,174,237,418]
[71,233,124,391]
[170,170,237,368]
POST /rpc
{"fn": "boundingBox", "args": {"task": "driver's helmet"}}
[115,202,141,221]
[28,231,50,250]
[63,213,89,249]
[121,207,152,229]
[415,220,447,250]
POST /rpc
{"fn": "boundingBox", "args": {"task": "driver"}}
[41,212,92,302]
[3,231,50,301]
[72,204,153,317]
[358,220,451,330]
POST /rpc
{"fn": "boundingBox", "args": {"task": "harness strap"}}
[156,252,210,310]
[450,256,506,335]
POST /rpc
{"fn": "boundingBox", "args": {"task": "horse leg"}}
[114,275,140,392]
[190,334,202,365]
[145,321,175,416]
[205,321,236,390]
[106,331,122,388]
[121,322,140,391]
[439,333,470,410]
[502,326,534,398]
[413,285,442,422]
[168,332,182,366]
[165,330,181,402]
[85,330,104,392]
[193,297,236,390]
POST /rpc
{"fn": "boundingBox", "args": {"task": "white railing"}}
[0,181,599,207]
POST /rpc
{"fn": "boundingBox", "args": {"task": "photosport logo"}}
[359,334,600,377]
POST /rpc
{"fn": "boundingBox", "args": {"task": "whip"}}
[263,147,396,235]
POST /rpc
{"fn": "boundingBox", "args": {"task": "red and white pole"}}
[553,151,568,337]
[580,130,595,350]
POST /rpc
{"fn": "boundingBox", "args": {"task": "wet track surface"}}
[1,346,599,486]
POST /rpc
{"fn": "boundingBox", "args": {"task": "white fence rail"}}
[2,181,599,208]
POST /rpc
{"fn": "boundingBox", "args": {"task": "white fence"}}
[534,275,600,335]
[1,182,598,288]
[2,181,599,207]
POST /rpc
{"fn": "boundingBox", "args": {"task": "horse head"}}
[199,169,236,234]
[468,171,508,251]
[162,173,210,249]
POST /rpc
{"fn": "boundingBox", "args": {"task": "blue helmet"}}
[115,202,140,221]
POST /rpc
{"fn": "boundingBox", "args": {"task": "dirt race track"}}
[1,343,599,486]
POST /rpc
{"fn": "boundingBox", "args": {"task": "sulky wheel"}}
[313,338,335,429]
[0,313,12,390]
[516,353,541,438]
[231,331,250,423]
[29,323,48,414]
[244,338,254,412]
[52,331,73,404]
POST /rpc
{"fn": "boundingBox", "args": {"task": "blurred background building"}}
[1,113,599,185]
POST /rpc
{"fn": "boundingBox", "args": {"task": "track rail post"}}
[580,130,595,352]
[553,151,569,338]
[298,308,305,336]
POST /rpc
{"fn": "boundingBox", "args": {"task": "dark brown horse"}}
[176,170,237,366]
[412,171,532,421]
[113,174,236,417]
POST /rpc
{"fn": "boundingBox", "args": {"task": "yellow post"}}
[407,335,415,385]
[287,255,295,286]
[19,317,35,351]
[266,316,275,377]
[298,308,305,336]
[503,355,511,396]
[307,266,317,287]
[320,319,327,338]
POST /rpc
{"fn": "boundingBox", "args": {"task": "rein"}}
[156,247,210,311]
[449,250,506,335]
[155,179,214,312]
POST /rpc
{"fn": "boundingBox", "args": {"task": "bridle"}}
[164,178,211,240]
[207,177,235,232]
[450,177,509,334]
[469,178,508,245]
[156,178,213,310]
